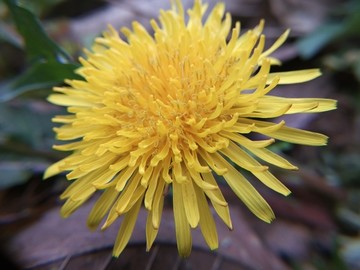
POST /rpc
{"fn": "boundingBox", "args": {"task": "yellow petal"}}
[246,147,298,170]
[173,180,192,257]
[60,198,87,218]
[43,159,66,179]
[259,29,290,61]
[48,94,94,107]
[92,169,118,189]
[53,140,92,152]
[181,172,200,228]
[52,115,76,124]
[151,181,166,229]
[173,161,187,183]
[267,69,321,84]
[115,173,141,213]
[198,148,228,175]
[60,171,96,200]
[87,187,119,230]
[79,154,117,173]
[222,142,291,195]
[101,202,119,230]
[220,131,274,148]
[146,211,159,251]
[161,156,173,183]
[221,147,269,173]
[259,96,337,113]
[186,165,217,190]
[194,185,218,250]
[115,165,139,192]
[200,170,232,229]
[267,126,328,146]
[109,155,131,171]
[248,119,328,146]
[121,186,146,213]
[144,167,160,209]
[70,185,96,201]
[113,195,143,257]
[212,153,275,223]
[243,104,292,118]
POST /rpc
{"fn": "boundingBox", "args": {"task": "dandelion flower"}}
[44,0,337,257]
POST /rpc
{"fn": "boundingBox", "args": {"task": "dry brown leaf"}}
[8,198,288,270]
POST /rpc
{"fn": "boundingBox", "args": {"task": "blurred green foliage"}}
[297,0,360,83]
[0,0,77,189]
[297,1,360,268]
[17,0,66,16]
[5,0,71,62]
[0,0,80,102]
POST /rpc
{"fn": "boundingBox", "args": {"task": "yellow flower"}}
[44,0,336,257]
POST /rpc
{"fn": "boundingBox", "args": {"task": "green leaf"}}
[1,0,81,101]
[17,0,67,16]
[0,61,80,102]
[3,0,72,63]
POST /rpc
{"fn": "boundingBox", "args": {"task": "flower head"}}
[45,0,336,257]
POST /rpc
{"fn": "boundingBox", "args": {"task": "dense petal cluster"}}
[45,0,336,257]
